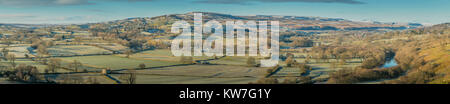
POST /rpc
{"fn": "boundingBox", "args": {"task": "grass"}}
[130,49,214,62]
[130,65,267,77]
[421,44,449,84]
[140,49,174,56]
[0,59,72,73]
[128,49,179,62]
[0,78,25,84]
[58,55,181,70]
[45,73,116,84]
[209,56,254,66]
[92,43,128,52]
[58,59,100,72]
[48,45,112,56]
[273,50,364,83]
[4,45,31,58]
[271,67,304,77]
[110,74,259,84]
[110,65,268,84]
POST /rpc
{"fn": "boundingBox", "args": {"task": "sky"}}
[0,0,449,25]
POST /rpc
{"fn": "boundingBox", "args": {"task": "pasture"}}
[58,55,181,70]
[91,43,128,52]
[110,65,268,84]
[0,59,72,73]
[45,73,117,84]
[47,45,112,56]
[128,49,214,62]
[6,46,30,58]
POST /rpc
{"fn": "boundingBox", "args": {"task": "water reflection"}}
[382,58,398,68]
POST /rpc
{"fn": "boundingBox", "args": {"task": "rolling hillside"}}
[85,12,421,34]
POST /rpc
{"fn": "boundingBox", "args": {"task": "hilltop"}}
[0,12,424,38]
[85,12,422,34]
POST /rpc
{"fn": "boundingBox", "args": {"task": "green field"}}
[0,78,24,84]
[209,56,257,66]
[129,49,214,62]
[271,67,304,77]
[3,45,31,58]
[111,75,260,84]
[45,73,117,84]
[58,55,181,70]
[110,65,268,84]
[48,45,112,56]
[0,59,72,73]
[91,43,128,52]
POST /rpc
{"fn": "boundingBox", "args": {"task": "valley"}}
[0,12,448,84]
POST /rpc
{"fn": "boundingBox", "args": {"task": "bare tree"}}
[285,56,295,67]
[1,48,8,58]
[37,45,48,55]
[69,60,82,72]
[6,54,16,69]
[124,49,133,58]
[47,58,61,73]
[120,69,137,84]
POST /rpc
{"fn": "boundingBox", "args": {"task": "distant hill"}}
[0,23,56,29]
[0,12,424,36]
[86,12,422,33]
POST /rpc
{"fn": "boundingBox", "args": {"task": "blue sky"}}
[0,0,449,25]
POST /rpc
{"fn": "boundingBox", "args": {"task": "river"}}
[381,58,398,68]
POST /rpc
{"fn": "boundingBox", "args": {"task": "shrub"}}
[327,66,405,84]
[180,56,194,64]
[285,56,295,67]
[139,63,146,69]
[246,57,256,67]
